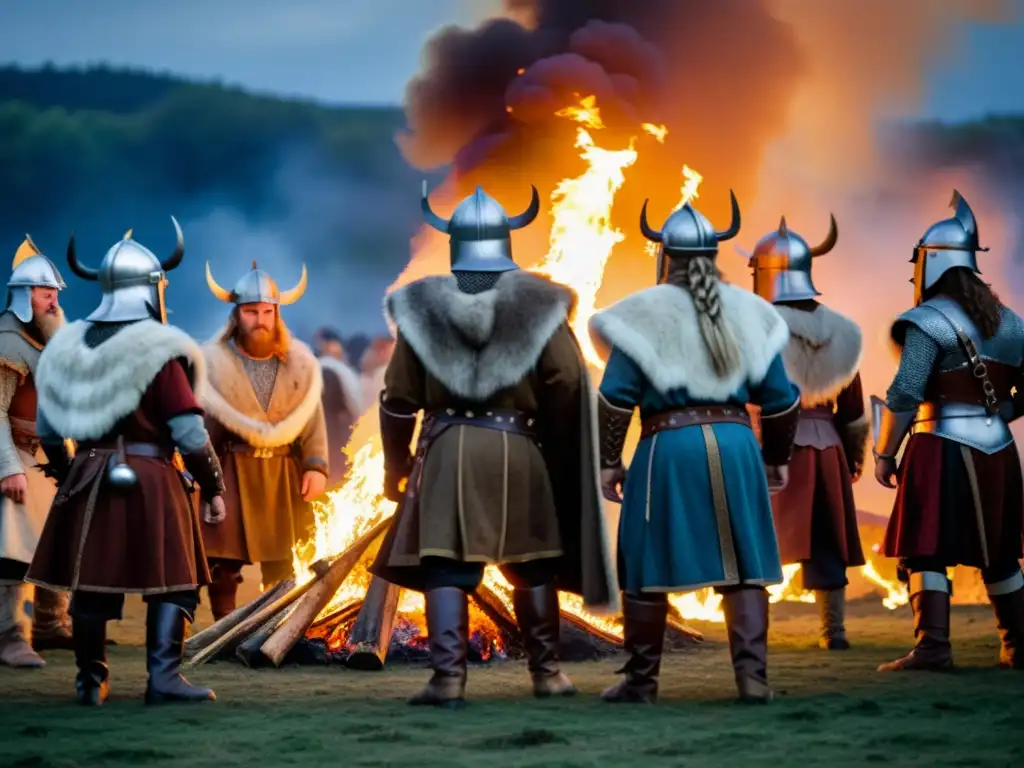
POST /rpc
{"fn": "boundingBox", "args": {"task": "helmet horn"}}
[809,214,838,257]
[66,233,98,281]
[205,262,233,303]
[949,189,989,252]
[421,181,450,233]
[639,200,662,242]
[507,186,540,230]
[778,216,788,236]
[278,264,308,306]
[160,216,184,271]
[715,190,741,242]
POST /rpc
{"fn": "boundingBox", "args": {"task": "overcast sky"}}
[1,0,1022,118]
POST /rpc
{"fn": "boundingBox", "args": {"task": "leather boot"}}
[0,583,46,668]
[877,583,953,672]
[207,566,242,621]
[815,588,850,650]
[33,587,74,651]
[722,587,773,703]
[601,595,667,704]
[989,583,1024,669]
[513,584,576,697]
[408,587,468,708]
[144,602,215,704]
[72,615,110,706]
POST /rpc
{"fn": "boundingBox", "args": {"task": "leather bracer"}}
[598,393,633,469]
[379,393,417,474]
[870,395,915,460]
[181,441,226,501]
[760,397,800,466]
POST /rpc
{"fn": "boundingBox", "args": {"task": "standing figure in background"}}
[873,191,1024,671]
[313,327,363,490]
[201,262,328,619]
[27,222,226,705]
[747,215,867,650]
[592,194,800,704]
[0,236,71,667]
[359,336,396,411]
[372,184,616,708]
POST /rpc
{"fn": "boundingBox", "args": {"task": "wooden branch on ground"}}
[666,611,704,643]
[471,583,521,642]
[184,579,292,657]
[258,518,391,667]
[345,576,401,671]
[235,602,298,668]
[560,609,622,646]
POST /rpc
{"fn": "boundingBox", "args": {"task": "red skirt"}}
[772,445,865,566]
[882,433,1024,568]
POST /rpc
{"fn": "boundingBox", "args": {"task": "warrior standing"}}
[200,263,328,618]
[591,194,800,703]
[371,184,616,707]
[0,236,72,667]
[26,222,227,705]
[747,216,868,650]
[872,191,1024,671]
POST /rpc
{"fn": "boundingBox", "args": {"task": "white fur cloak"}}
[588,283,790,400]
[36,319,206,440]
[774,303,863,406]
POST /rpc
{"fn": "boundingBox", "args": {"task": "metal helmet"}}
[6,235,66,323]
[745,214,838,303]
[206,260,307,306]
[421,181,540,272]
[911,189,988,305]
[639,191,741,283]
[67,218,184,324]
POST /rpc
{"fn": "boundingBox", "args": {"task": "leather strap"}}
[223,442,293,459]
[77,442,172,460]
[640,405,751,439]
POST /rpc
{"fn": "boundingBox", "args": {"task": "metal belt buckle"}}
[252,447,275,459]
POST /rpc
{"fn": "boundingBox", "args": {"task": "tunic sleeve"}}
[598,346,645,409]
[149,359,203,423]
[748,354,799,415]
[297,400,329,475]
[382,334,425,415]
[535,323,584,435]
[834,372,866,428]
[886,326,938,412]
[0,368,24,479]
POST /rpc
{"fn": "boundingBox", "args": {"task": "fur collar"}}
[319,356,365,414]
[200,330,323,448]
[774,304,863,405]
[588,283,789,400]
[36,320,205,440]
[385,271,576,401]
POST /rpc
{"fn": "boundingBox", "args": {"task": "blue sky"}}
[0,0,1021,118]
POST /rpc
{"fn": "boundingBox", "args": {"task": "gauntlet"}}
[598,393,633,469]
[180,442,226,501]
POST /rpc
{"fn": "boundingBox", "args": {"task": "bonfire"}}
[184,95,909,670]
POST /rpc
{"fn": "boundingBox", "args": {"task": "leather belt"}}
[224,442,293,459]
[640,405,751,439]
[428,408,538,439]
[78,442,172,460]
[799,407,834,421]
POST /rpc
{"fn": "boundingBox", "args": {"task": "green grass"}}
[1,601,1021,768]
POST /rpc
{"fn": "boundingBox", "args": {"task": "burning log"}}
[471,583,521,643]
[185,579,292,657]
[235,602,298,668]
[258,518,390,667]
[345,576,401,671]
[666,612,704,644]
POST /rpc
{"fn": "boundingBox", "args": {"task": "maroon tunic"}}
[27,360,211,594]
[771,375,866,566]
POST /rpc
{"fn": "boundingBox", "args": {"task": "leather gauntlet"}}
[379,394,417,502]
[181,442,226,501]
[598,393,633,469]
[760,398,800,466]
[839,416,870,476]
[39,440,73,485]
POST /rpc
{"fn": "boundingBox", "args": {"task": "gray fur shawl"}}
[774,304,862,405]
[588,283,790,400]
[385,271,576,401]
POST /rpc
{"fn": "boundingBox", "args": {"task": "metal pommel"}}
[870,395,916,460]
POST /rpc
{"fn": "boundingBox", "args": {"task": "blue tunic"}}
[600,347,799,593]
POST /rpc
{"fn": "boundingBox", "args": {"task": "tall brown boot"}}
[513,584,576,697]
[878,572,953,672]
[722,586,773,703]
[33,587,74,651]
[408,587,468,708]
[601,595,667,704]
[815,588,850,650]
[0,583,45,668]
[987,571,1024,670]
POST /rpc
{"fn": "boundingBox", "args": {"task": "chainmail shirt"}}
[84,321,132,348]
[454,270,501,294]
[886,326,939,412]
[231,341,279,412]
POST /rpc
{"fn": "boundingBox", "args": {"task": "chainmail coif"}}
[454,271,501,294]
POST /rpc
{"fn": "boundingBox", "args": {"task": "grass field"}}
[1,598,1021,768]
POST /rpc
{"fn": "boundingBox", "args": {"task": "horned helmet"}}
[639,191,741,283]
[746,215,838,303]
[911,190,987,306]
[205,261,307,306]
[6,235,66,323]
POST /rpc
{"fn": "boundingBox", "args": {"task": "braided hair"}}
[667,254,741,378]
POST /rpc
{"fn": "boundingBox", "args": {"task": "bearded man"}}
[200,262,328,619]
[0,236,72,668]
